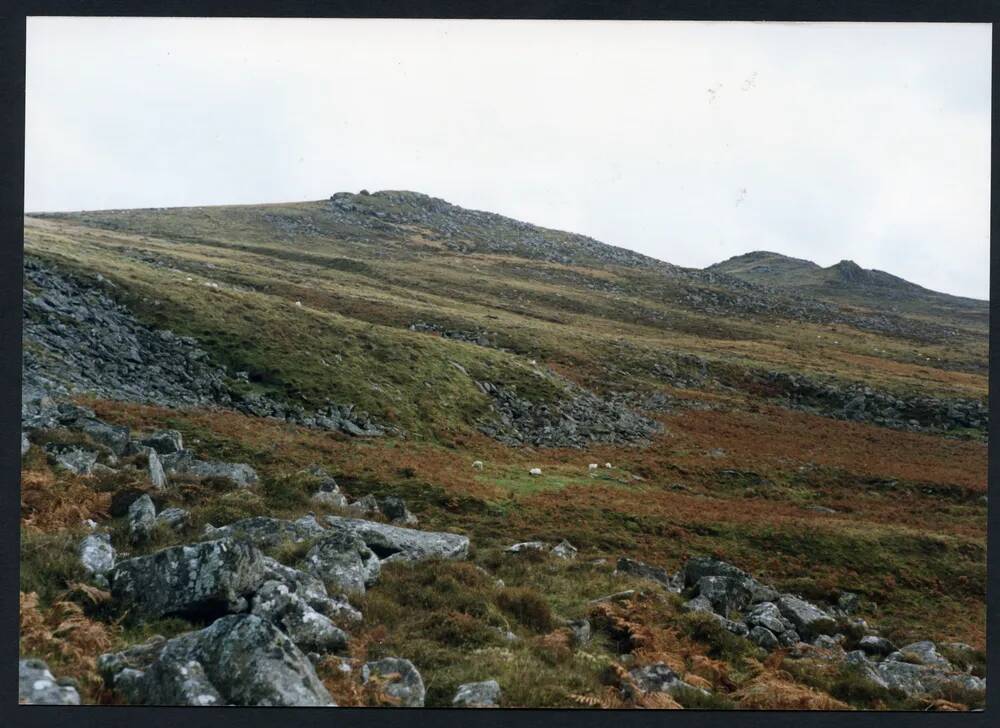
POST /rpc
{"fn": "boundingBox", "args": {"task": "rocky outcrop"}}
[98,614,334,706]
[303,531,381,595]
[160,451,258,488]
[323,516,470,562]
[79,533,115,586]
[111,539,266,619]
[476,378,662,448]
[204,516,326,550]
[250,581,349,653]
[19,658,81,705]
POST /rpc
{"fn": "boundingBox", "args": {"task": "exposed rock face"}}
[160,450,258,488]
[19,658,81,705]
[452,679,501,707]
[362,657,425,707]
[696,575,752,617]
[303,531,381,595]
[250,581,349,653]
[111,539,266,619]
[155,507,190,531]
[858,635,896,657]
[23,258,383,436]
[476,378,662,448]
[844,649,986,699]
[260,556,363,624]
[79,532,115,585]
[323,516,470,562]
[98,614,334,706]
[77,417,131,455]
[47,445,98,476]
[147,450,167,489]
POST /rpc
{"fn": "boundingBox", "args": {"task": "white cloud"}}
[25,18,990,298]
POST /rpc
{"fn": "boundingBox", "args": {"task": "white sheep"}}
[472,460,484,470]
[588,463,599,471]
[604,462,613,469]
[529,467,542,476]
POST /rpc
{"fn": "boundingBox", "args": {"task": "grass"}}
[18,200,987,708]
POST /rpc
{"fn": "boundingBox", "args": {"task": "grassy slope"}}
[20,197,987,708]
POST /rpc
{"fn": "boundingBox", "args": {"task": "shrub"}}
[495,587,554,632]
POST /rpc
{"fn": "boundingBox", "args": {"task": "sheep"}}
[472,460,484,470]
[604,462,612,469]
[529,467,542,476]
[588,463,599,472]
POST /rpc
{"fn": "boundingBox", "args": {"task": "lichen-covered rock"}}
[161,450,258,487]
[128,494,157,544]
[79,532,115,585]
[362,657,425,707]
[203,516,326,550]
[551,539,578,560]
[250,581,349,653]
[48,446,98,475]
[148,450,167,489]
[894,641,952,668]
[19,658,81,705]
[323,515,469,562]
[682,556,751,588]
[99,614,334,706]
[696,575,752,616]
[155,507,190,531]
[111,538,266,619]
[627,663,707,698]
[875,658,985,698]
[140,429,184,454]
[76,417,130,455]
[346,494,380,517]
[303,530,381,595]
[452,679,501,707]
[775,594,837,639]
[750,625,779,649]
[379,496,418,526]
[260,556,362,623]
[566,618,591,646]
[745,601,787,634]
[858,635,896,657]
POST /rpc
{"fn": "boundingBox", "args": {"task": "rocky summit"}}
[19,192,986,709]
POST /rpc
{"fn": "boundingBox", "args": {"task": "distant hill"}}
[706,250,986,327]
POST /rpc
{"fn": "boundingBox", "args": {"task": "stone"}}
[49,447,98,476]
[875,659,985,699]
[452,679,501,707]
[844,650,889,689]
[696,575,752,616]
[161,450,258,487]
[858,635,896,657]
[745,602,787,634]
[836,591,860,614]
[681,594,715,614]
[312,490,349,508]
[627,663,706,697]
[566,619,591,646]
[202,516,326,550]
[140,429,184,454]
[99,614,334,706]
[128,494,157,544]
[682,556,752,588]
[79,532,115,585]
[76,418,131,455]
[895,640,952,668]
[303,530,381,595]
[506,541,549,554]
[148,450,167,489]
[552,539,578,560]
[363,657,425,707]
[775,594,837,639]
[21,431,29,456]
[260,556,362,623]
[155,507,190,531]
[615,557,680,591]
[346,494,380,517]
[251,581,349,654]
[750,626,779,649]
[379,496,418,526]
[111,538,266,619]
[18,658,81,705]
[323,515,470,562]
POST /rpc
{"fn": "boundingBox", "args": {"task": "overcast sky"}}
[26,19,991,299]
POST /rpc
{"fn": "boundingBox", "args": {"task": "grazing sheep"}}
[529,468,542,476]
[588,463,599,471]
[604,463,612,469]
[472,460,484,470]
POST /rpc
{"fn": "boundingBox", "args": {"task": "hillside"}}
[19,191,987,709]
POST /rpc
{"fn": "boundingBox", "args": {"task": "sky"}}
[25,19,991,299]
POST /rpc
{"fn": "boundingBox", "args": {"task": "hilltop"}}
[19,191,987,709]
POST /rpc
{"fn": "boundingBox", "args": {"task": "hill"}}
[19,191,987,709]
